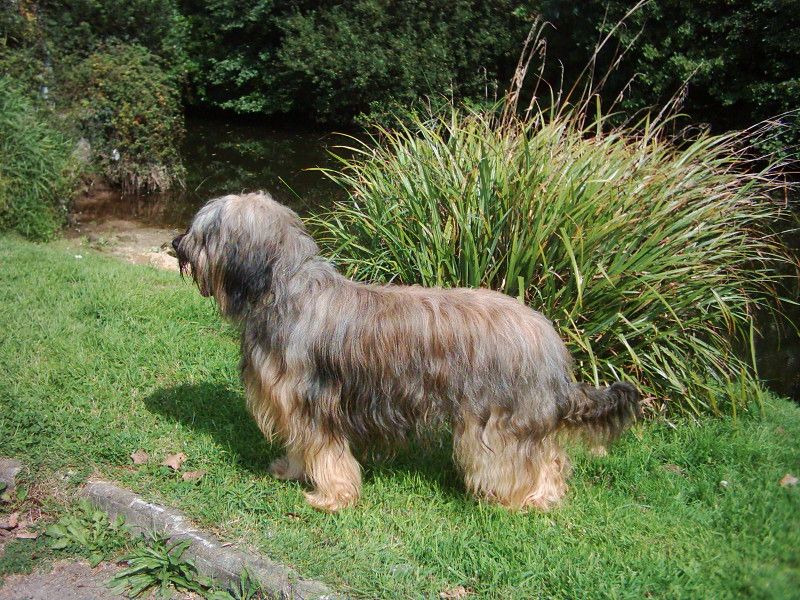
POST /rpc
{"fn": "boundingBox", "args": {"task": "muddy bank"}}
[67,183,181,271]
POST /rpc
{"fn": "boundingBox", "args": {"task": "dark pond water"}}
[754,227,800,402]
[178,115,348,223]
[78,113,800,402]
[77,114,348,228]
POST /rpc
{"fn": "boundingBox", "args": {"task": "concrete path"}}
[0,560,126,600]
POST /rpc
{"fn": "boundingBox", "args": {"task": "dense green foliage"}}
[1,236,799,597]
[57,43,186,194]
[314,105,793,417]
[530,0,800,153]
[0,77,77,240]
[3,1,797,151]
[181,0,524,123]
[0,0,48,98]
[177,0,799,144]
[0,0,187,195]
[42,0,189,72]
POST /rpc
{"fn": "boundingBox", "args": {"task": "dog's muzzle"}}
[172,234,185,253]
[172,233,212,297]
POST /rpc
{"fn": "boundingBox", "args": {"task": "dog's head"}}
[172,192,319,319]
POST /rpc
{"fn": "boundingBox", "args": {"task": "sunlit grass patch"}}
[1,237,799,598]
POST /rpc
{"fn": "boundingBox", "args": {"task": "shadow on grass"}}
[144,382,279,474]
[143,383,466,498]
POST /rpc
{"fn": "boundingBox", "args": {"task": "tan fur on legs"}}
[244,357,309,483]
[521,439,570,510]
[302,437,362,512]
[269,449,307,482]
[455,411,568,510]
[245,359,360,510]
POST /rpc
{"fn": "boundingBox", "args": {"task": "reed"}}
[312,99,796,417]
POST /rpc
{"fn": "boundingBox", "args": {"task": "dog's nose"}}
[172,234,185,252]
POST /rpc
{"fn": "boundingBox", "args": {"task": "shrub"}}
[525,0,800,158]
[0,76,77,240]
[181,0,526,123]
[42,0,189,74]
[312,103,796,417]
[58,42,185,194]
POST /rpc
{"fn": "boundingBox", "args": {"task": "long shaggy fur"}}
[173,192,640,511]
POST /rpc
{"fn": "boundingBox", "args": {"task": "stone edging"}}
[0,458,22,491]
[0,460,340,600]
[82,479,339,600]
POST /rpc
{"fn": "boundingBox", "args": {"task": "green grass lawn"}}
[1,234,799,599]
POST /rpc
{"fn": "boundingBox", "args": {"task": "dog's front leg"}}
[268,448,307,481]
[299,435,362,512]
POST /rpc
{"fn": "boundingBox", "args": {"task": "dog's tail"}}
[556,381,641,441]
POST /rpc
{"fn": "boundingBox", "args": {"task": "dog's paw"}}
[304,490,358,512]
[268,456,306,481]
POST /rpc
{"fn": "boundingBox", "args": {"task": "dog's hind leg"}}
[454,409,568,510]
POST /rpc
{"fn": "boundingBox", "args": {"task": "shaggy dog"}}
[173,192,640,512]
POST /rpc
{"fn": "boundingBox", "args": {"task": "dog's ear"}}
[220,241,273,317]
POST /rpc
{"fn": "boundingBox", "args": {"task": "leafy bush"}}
[58,42,185,194]
[0,76,77,240]
[313,103,795,417]
[41,0,189,76]
[527,0,800,157]
[276,0,524,123]
[0,0,50,97]
[181,0,526,123]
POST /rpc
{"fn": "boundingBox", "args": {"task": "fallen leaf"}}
[285,512,302,521]
[182,470,205,482]
[779,473,798,487]
[0,511,19,530]
[162,453,187,471]
[15,530,38,540]
[662,464,684,475]
[440,586,471,599]
[130,450,149,465]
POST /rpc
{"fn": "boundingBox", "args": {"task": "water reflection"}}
[72,113,347,228]
[753,225,800,401]
[179,114,347,221]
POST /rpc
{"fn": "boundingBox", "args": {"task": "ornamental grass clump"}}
[0,76,78,240]
[313,102,796,417]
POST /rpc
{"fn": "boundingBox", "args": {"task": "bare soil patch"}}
[67,185,182,272]
[0,560,126,600]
